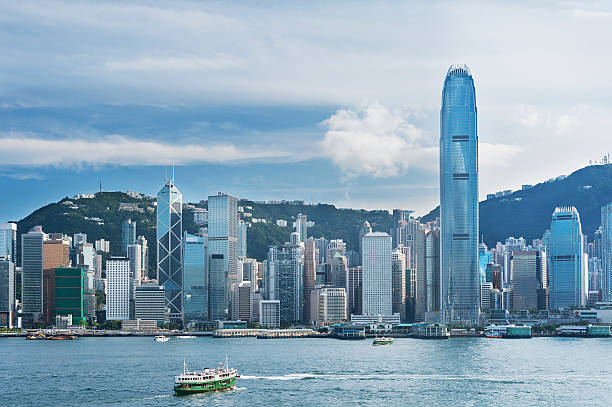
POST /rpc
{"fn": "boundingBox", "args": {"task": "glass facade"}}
[207,193,238,321]
[440,64,479,325]
[122,219,136,255]
[156,179,183,323]
[601,203,612,301]
[0,223,17,262]
[21,228,45,317]
[549,207,587,309]
[183,233,208,321]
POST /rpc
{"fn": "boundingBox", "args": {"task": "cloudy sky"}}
[1,0,611,221]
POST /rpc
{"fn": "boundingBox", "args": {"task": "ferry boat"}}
[154,335,169,342]
[485,324,531,339]
[176,335,197,339]
[373,336,394,346]
[174,358,239,395]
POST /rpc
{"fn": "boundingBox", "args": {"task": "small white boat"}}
[176,335,197,339]
[155,335,169,342]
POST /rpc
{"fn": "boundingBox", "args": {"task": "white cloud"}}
[0,134,295,167]
[320,103,437,178]
[106,55,245,72]
[518,104,540,127]
[556,114,580,135]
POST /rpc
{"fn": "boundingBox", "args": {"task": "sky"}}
[1,0,612,221]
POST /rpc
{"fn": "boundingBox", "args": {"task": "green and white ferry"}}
[174,358,239,395]
[373,336,394,346]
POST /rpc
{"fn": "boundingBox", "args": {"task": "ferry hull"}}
[174,377,236,395]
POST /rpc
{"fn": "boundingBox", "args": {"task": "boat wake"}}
[240,373,319,381]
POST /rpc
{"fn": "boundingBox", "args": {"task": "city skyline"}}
[2,1,612,221]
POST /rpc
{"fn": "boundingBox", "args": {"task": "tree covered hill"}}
[13,192,394,264]
[421,164,612,247]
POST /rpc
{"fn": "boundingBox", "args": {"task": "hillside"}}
[14,192,394,264]
[421,164,612,247]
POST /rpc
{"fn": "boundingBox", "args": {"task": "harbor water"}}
[3,336,612,406]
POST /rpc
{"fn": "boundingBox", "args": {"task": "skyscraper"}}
[268,244,303,323]
[440,64,479,325]
[22,226,46,319]
[303,239,317,323]
[359,220,372,261]
[238,220,248,258]
[549,207,587,309]
[0,223,17,261]
[183,232,208,321]
[391,250,406,321]
[295,213,308,244]
[601,203,612,301]
[361,232,392,317]
[106,257,131,320]
[208,193,238,321]
[157,179,183,323]
[0,259,15,328]
[510,250,547,310]
[122,219,137,255]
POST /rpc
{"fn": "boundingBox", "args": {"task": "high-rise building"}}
[238,220,247,258]
[127,244,142,284]
[314,237,328,265]
[510,250,547,311]
[311,286,347,326]
[303,240,317,323]
[268,244,303,323]
[425,229,441,315]
[231,281,251,321]
[22,227,46,318]
[183,233,208,321]
[122,219,137,255]
[259,300,280,328]
[549,207,587,309]
[391,250,406,321]
[157,179,183,323]
[134,284,166,323]
[95,239,110,253]
[207,193,238,321]
[347,266,362,317]
[43,269,56,323]
[0,223,17,261]
[54,267,85,325]
[295,213,308,244]
[440,64,480,325]
[0,259,15,328]
[361,232,392,317]
[137,236,148,280]
[43,236,71,270]
[106,257,132,320]
[601,203,612,301]
[330,252,348,290]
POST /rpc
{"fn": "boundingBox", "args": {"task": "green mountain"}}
[421,164,612,247]
[14,164,611,266]
[14,192,393,264]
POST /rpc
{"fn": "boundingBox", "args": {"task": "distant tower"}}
[440,64,479,325]
[361,232,392,316]
[359,220,372,263]
[156,178,183,323]
[549,207,587,308]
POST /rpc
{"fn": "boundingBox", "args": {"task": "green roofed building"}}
[55,267,85,325]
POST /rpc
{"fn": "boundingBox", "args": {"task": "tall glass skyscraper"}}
[122,219,137,255]
[440,64,479,325]
[601,203,612,301]
[156,179,183,323]
[22,227,46,318]
[549,207,587,309]
[208,193,238,321]
[0,223,17,262]
[183,232,208,321]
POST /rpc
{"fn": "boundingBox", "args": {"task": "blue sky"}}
[2,1,612,221]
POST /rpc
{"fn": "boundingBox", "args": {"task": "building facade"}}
[440,64,480,325]
[361,232,392,316]
[549,207,587,309]
[22,227,46,318]
[0,223,17,262]
[122,219,137,255]
[208,193,238,321]
[183,233,208,321]
[134,284,166,323]
[157,179,183,323]
[106,257,131,320]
